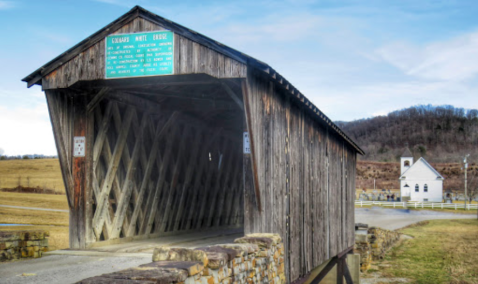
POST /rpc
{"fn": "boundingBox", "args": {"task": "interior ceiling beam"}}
[120,88,223,101]
[76,74,220,90]
[86,87,111,113]
[108,91,240,114]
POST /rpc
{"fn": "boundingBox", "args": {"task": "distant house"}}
[399,149,444,202]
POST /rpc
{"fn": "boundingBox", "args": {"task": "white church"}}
[399,148,444,202]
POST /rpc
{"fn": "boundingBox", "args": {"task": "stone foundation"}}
[354,227,400,271]
[0,230,49,261]
[77,233,286,284]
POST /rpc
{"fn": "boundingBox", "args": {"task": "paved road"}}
[0,205,69,213]
[355,207,477,230]
[0,254,150,284]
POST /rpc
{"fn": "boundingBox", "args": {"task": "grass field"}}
[0,159,64,193]
[0,192,69,251]
[0,192,68,210]
[373,219,478,284]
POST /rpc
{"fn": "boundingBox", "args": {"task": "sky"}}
[1,0,478,155]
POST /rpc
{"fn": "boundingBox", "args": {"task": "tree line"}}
[336,105,478,163]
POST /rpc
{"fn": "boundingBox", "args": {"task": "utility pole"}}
[464,154,469,210]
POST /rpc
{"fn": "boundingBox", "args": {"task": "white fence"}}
[355,200,478,210]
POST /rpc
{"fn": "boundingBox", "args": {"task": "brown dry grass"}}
[0,207,68,226]
[0,192,70,251]
[0,192,68,210]
[0,159,64,193]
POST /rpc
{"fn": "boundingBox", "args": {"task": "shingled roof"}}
[22,5,364,155]
[401,148,413,157]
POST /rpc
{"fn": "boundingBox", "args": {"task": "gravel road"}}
[0,254,151,284]
[355,207,477,230]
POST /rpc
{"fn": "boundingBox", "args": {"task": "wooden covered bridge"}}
[23,6,364,283]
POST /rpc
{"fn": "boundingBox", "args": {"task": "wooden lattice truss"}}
[46,86,244,244]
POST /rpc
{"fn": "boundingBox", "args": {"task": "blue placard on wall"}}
[105,31,174,79]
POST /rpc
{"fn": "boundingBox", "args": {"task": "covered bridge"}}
[23,6,364,283]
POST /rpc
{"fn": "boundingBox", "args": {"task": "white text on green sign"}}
[105,31,174,79]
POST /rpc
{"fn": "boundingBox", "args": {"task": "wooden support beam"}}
[91,103,133,240]
[108,113,149,239]
[45,90,75,209]
[85,95,95,246]
[337,256,344,284]
[228,169,243,225]
[194,137,228,229]
[87,87,110,113]
[180,128,221,231]
[157,126,189,233]
[222,154,242,226]
[343,258,354,284]
[128,112,179,236]
[221,81,244,110]
[91,106,134,237]
[171,129,203,231]
[242,79,261,211]
[92,102,113,171]
[309,258,338,284]
[71,95,87,249]
[140,124,180,235]
[210,141,238,227]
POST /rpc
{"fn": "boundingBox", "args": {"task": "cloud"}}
[376,30,478,82]
[309,79,478,121]
[0,103,56,156]
[0,1,13,10]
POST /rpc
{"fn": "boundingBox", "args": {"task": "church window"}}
[415,184,419,192]
[404,160,410,167]
[424,184,428,192]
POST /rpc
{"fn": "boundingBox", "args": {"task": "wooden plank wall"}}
[42,17,246,90]
[46,90,244,247]
[244,70,357,282]
[45,90,78,247]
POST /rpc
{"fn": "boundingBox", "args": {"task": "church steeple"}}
[400,147,413,175]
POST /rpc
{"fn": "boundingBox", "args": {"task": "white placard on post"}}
[243,132,251,154]
[74,136,86,157]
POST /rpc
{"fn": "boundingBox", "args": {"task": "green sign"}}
[105,31,174,79]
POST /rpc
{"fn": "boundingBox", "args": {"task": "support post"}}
[336,256,344,284]
[71,95,88,249]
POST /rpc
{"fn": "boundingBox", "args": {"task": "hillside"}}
[336,105,478,163]
[356,160,477,195]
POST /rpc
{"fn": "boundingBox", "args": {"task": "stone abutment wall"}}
[78,233,285,284]
[354,227,401,271]
[0,230,49,261]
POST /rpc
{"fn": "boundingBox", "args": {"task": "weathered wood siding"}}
[244,70,357,282]
[42,17,246,90]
